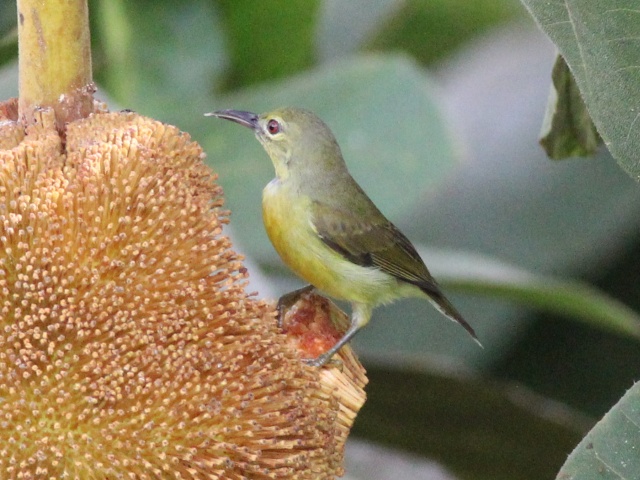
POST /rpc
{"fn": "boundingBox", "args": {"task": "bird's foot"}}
[303,353,343,369]
[276,285,315,329]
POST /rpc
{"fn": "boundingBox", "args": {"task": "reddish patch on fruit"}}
[281,293,344,358]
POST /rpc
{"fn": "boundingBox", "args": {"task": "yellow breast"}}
[262,180,401,305]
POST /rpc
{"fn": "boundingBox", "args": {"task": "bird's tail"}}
[423,287,482,347]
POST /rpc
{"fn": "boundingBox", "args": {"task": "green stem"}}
[17,0,94,128]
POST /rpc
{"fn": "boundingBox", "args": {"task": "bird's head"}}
[207,107,346,182]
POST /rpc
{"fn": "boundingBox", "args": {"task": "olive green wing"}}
[309,200,438,293]
[310,200,480,342]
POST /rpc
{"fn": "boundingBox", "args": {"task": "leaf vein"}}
[564,0,589,93]
[545,20,572,28]
[607,36,640,43]
[604,8,640,15]
[613,65,640,74]
[620,408,640,430]
[593,450,627,479]
[625,112,640,143]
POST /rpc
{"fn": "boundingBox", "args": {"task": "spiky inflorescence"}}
[0,105,366,479]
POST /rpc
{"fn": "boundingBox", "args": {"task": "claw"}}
[276,285,315,329]
[303,354,343,370]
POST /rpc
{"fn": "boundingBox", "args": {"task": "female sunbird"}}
[207,107,479,366]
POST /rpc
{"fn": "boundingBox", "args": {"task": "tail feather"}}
[422,287,482,348]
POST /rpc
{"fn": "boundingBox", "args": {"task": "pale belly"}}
[262,181,412,306]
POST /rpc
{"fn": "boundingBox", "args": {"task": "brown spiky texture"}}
[0,105,367,479]
[280,292,368,447]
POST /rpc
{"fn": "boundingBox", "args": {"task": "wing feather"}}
[310,200,438,292]
[310,199,479,342]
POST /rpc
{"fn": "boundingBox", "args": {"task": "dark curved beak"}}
[205,109,259,131]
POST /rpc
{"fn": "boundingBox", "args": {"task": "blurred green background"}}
[2,0,640,478]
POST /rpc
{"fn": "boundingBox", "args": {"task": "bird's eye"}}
[266,119,281,135]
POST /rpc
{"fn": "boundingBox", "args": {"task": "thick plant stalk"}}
[17,0,94,128]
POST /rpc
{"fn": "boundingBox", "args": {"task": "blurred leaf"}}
[92,0,224,130]
[421,25,640,277]
[203,54,460,260]
[0,1,16,36]
[366,0,524,66]
[432,249,640,341]
[1,0,17,68]
[215,0,319,91]
[0,26,16,68]
[556,381,640,479]
[397,24,640,405]
[355,364,590,480]
[540,54,602,160]
[0,61,17,99]
[521,0,640,178]
[316,0,400,62]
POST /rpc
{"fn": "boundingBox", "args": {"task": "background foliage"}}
[2,0,640,478]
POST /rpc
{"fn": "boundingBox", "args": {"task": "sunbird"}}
[207,107,479,366]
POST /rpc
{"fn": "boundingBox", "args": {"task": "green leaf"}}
[215,0,319,91]
[92,0,225,130]
[0,27,17,69]
[521,0,640,178]
[366,0,523,65]
[0,0,16,67]
[203,54,460,260]
[316,0,398,61]
[540,54,602,160]
[556,381,640,479]
[355,364,590,480]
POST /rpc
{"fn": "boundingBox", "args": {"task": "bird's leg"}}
[276,284,315,329]
[303,322,360,367]
[304,302,372,367]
